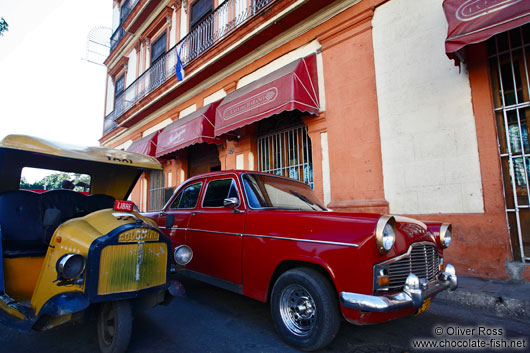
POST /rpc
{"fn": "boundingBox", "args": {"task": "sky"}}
[0,0,112,147]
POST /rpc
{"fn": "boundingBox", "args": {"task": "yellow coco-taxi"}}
[0,135,192,353]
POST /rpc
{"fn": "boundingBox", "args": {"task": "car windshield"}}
[242,174,326,211]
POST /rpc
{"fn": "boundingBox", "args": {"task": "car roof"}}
[184,170,307,184]
[0,134,162,170]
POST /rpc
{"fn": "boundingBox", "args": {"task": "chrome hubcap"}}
[279,284,316,336]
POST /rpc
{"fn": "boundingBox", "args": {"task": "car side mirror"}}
[224,197,244,214]
[223,197,239,208]
[166,214,175,228]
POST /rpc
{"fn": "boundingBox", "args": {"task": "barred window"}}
[148,170,165,211]
[488,24,530,262]
[257,124,313,189]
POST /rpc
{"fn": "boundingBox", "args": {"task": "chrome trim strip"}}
[185,228,242,237]
[162,227,358,246]
[244,233,359,247]
[376,241,439,266]
[340,264,457,313]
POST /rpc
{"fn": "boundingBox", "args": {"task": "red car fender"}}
[241,235,342,303]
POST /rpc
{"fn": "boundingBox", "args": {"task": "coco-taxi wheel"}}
[97,300,133,353]
[270,268,340,351]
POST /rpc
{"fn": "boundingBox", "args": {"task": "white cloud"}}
[0,0,111,147]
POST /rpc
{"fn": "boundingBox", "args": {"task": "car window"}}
[202,179,239,208]
[20,167,91,193]
[242,173,326,211]
[170,182,202,209]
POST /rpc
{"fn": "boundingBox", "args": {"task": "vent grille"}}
[98,242,167,295]
[387,243,440,291]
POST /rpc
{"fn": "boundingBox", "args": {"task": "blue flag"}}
[175,39,186,81]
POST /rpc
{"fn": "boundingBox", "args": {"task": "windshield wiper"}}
[289,190,319,211]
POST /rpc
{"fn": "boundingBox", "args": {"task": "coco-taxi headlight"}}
[56,253,86,280]
[174,245,193,266]
[440,223,452,248]
[376,215,396,254]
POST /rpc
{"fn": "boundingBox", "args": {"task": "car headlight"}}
[376,215,396,254]
[56,253,85,280]
[440,223,452,248]
[174,245,193,266]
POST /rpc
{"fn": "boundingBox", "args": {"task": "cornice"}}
[317,6,374,50]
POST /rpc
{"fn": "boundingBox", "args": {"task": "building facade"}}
[100,0,530,281]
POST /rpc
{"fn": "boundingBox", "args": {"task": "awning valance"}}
[215,54,320,137]
[127,131,159,156]
[156,101,223,158]
[444,0,530,61]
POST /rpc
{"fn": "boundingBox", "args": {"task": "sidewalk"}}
[436,275,530,321]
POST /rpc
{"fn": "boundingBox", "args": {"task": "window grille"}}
[488,24,530,262]
[148,170,165,211]
[257,124,313,188]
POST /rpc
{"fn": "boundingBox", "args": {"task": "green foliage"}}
[20,172,91,191]
[0,17,8,36]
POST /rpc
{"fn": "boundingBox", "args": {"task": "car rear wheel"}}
[270,268,340,351]
[97,300,133,353]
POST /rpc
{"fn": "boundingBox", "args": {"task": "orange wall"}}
[119,1,527,280]
[317,8,388,214]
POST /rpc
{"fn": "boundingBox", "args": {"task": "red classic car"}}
[144,171,457,351]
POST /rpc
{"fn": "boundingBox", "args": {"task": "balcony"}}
[104,0,276,135]
[110,0,141,52]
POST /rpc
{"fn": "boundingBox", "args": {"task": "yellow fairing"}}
[98,242,167,295]
[31,210,139,314]
[3,257,45,301]
[30,209,165,314]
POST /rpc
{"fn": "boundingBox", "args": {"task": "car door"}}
[185,175,246,286]
[158,180,203,250]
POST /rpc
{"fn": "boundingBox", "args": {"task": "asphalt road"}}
[1,277,529,353]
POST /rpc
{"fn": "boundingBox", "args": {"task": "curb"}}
[436,288,530,321]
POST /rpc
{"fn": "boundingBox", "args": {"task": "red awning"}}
[127,130,159,156]
[215,54,319,136]
[156,101,223,158]
[444,0,530,61]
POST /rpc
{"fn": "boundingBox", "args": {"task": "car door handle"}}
[159,212,167,216]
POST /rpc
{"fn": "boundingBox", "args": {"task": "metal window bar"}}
[257,125,313,189]
[110,0,140,51]
[489,25,530,262]
[105,0,276,133]
[148,170,165,211]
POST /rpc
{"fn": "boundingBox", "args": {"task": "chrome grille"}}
[386,243,440,291]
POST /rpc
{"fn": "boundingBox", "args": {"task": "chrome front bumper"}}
[339,264,457,313]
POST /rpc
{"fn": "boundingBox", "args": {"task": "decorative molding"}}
[327,198,389,213]
[223,80,238,94]
[318,7,375,51]
[303,114,327,134]
[108,56,130,77]
[142,6,174,39]
[171,0,182,10]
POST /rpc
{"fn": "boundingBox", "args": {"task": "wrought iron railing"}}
[106,0,275,134]
[110,0,140,51]
[103,110,117,134]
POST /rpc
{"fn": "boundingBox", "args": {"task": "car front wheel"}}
[97,300,133,353]
[270,268,340,351]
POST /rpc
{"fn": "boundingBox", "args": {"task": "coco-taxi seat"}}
[0,190,117,257]
[0,190,46,257]
[40,190,116,242]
